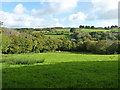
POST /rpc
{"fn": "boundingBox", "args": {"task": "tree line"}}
[79,25,118,30]
[2,28,120,54]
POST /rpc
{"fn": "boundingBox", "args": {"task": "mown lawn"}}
[2,52,118,88]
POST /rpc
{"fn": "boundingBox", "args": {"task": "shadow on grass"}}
[2,61,118,88]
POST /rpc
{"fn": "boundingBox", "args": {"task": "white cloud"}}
[45,22,64,27]
[0,4,44,28]
[13,3,27,14]
[92,0,118,11]
[91,0,119,20]
[52,18,65,22]
[93,20,117,27]
[31,0,79,17]
[0,1,118,28]
[68,12,87,23]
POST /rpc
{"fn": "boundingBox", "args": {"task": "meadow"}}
[54,28,111,32]
[45,35,72,39]
[1,27,119,88]
[33,28,113,39]
[2,52,118,88]
[54,28,70,31]
[79,29,110,32]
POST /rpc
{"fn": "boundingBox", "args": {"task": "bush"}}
[2,35,11,53]
[86,40,97,52]
[94,40,113,54]
[107,41,120,54]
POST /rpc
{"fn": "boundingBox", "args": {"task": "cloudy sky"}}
[0,0,119,28]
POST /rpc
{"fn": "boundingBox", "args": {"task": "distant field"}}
[54,29,70,32]
[55,28,119,32]
[110,28,119,32]
[0,32,1,52]
[80,29,110,32]
[32,28,120,34]
[54,28,110,32]
[2,52,118,88]
[45,35,72,39]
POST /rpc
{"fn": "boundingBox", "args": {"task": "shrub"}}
[106,41,118,54]
[86,40,97,52]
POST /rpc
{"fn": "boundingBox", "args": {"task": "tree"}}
[2,35,11,53]
[0,21,3,27]
[70,28,76,32]
[104,27,107,30]
[86,40,97,52]
[94,40,113,54]
[114,25,118,28]
[107,26,110,30]
[106,41,119,54]
[85,25,90,29]
[91,26,94,29]
[79,25,82,28]
[79,25,84,28]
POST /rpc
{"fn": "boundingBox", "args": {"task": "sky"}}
[0,0,119,28]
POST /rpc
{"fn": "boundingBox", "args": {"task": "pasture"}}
[2,52,118,88]
[79,29,110,32]
[45,35,72,39]
[54,29,70,32]
[54,28,111,32]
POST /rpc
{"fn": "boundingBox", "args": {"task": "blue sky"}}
[0,0,118,28]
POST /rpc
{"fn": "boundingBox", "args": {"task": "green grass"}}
[54,28,110,32]
[32,28,119,33]
[78,29,110,32]
[45,35,72,39]
[110,28,119,32]
[54,29,70,32]
[2,52,118,88]
[2,55,45,65]
[55,28,110,32]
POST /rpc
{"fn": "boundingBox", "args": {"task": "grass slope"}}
[2,52,118,88]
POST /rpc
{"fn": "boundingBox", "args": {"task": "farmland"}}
[2,52,118,88]
[1,26,119,88]
[31,28,118,39]
[0,1,119,88]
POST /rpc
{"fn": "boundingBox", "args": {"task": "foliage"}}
[0,21,3,27]
[2,28,120,54]
[70,28,76,32]
[2,35,11,53]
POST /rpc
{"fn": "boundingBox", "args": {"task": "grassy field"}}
[79,29,110,32]
[45,35,72,39]
[110,28,119,32]
[54,28,110,32]
[32,28,119,33]
[2,52,118,88]
[54,29,70,32]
